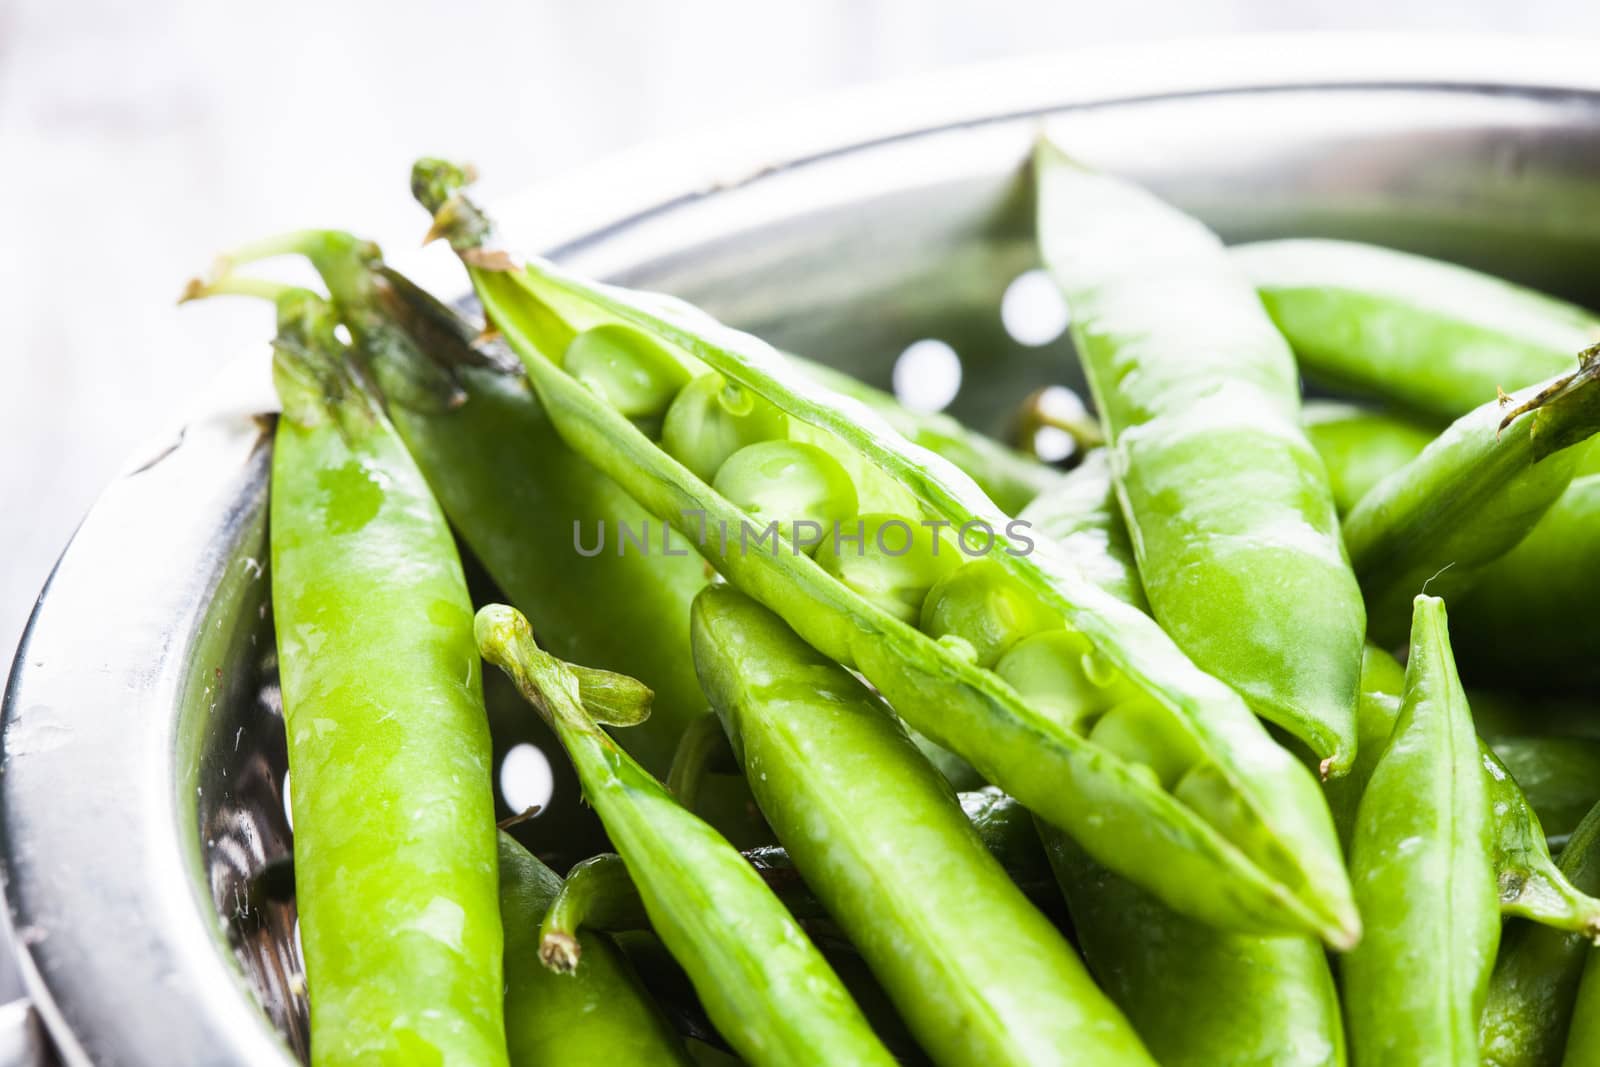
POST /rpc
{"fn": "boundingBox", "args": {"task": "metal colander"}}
[6,38,1600,1066]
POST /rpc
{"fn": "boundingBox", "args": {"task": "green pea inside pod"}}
[814,513,963,624]
[1086,699,1205,791]
[1173,761,1264,845]
[993,629,1142,733]
[920,558,1061,669]
[563,324,694,427]
[712,440,859,555]
[661,372,790,482]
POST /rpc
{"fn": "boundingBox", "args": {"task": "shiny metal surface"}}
[5,39,1600,1065]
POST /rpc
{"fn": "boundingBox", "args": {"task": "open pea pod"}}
[785,351,1064,514]
[1343,348,1600,646]
[413,159,1356,947]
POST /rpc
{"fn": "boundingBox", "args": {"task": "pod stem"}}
[179,271,298,306]
[1500,341,1600,453]
[267,288,382,431]
[1502,874,1600,944]
[412,158,494,254]
[536,853,645,975]
[1015,386,1105,455]
[535,846,831,976]
[475,605,654,733]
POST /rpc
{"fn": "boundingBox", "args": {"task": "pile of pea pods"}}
[183,143,1600,1067]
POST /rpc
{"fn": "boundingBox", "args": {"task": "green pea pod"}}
[1481,802,1600,1067]
[1331,648,1600,935]
[1301,401,1434,517]
[669,721,1054,904]
[1022,448,1346,1067]
[1563,884,1600,1066]
[475,605,895,1067]
[1025,450,1600,933]
[265,292,508,1067]
[691,584,1154,1067]
[785,352,1065,514]
[199,231,710,776]
[1449,474,1600,693]
[538,850,841,960]
[1343,595,1500,1066]
[1343,352,1600,646]
[1034,142,1366,775]
[1038,826,1345,1067]
[1490,736,1600,850]
[1235,238,1600,422]
[416,158,1356,947]
[549,807,1058,941]
[498,836,693,1066]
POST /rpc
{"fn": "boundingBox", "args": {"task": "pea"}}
[920,558,1061,669]
[661,372,789,482]
[1088,700,1204,791]
[994,630,1137,732]
[712,440,858,552]
[814,513,961,624]
[564,324,693,420]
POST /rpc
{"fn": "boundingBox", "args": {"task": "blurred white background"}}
[2,0,1597,663]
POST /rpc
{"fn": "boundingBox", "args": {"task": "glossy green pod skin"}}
[1330,649,1600,935]
[1449,474,1600,693]
[1343,596,1500,1067]
[1343,357,1600,647]
[1563,891,1600,1066]
[1039,827,1344,1067]
[267,293,507,1067]
[498,836,692,1066]
[414,160,1356,946]
[476,606,895,1067]
[1301,402,1434,517]
[559,800,1060,931]
[1235,238,1600,422]
[1035,142,1365,774]
[691,585,1154,1067]
[1022,451,1345,1067]
[1481,803,1600,1067]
